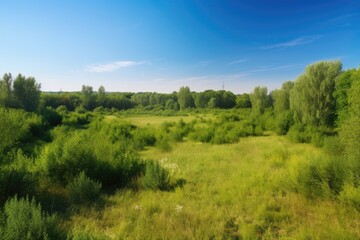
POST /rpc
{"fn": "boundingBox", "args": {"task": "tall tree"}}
[13,74,41,111]
[339,67,360,164]
[0,73,13,108]
[177,86,194,110]
[81,85,95,110]
[97,85,106,107]
[334,68,359,125]
[290,61,342,127]
[250,86,268,115]
[235,93,251,108]
[273,81,294,114]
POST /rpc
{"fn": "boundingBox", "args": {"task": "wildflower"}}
[175,204,183,213]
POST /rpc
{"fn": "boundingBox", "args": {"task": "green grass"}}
[68,134,360,239]
[104,115,197,127]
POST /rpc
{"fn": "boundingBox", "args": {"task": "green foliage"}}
[297,156,348,199]
[67,172,102,205]
[0,108,43,153]
[81,85,95,110]
[235,93,251,108]
[250,86,268,116]
[177,86,194,110]
[0,108,29,152]
[339,68,360,165]
[142,160,170,191]
[13,74,41,111]
[68,230,111,240]
[0,196,61,240]
[290,61,342,127]
[339,183,360,211]
[222,218,241,240]
[38,123,144,188]
[40,107,62,128]
[0,73,13,108]
[0,158,36,204]
[334,68,360,125]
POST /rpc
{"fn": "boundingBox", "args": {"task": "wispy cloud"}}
[261,35,322,50]
[322,13,355,24]
[198,60,213,67]
[85,61,147,73]
[229,58,247,65]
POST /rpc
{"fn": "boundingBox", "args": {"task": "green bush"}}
[0,152,37,204]
[0,168,36,205]
[297,156,348,199]
[68,229,111,240]
[67,172,102,205]
[142,160,170,191]
[339,183,360,211]
[0,196,61,240]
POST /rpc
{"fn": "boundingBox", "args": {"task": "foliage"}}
[0,196,61,240]
[13,74,41,111]
[178,86,194,110]
[290,61,342,127]
[142,160,170,191]
[38,123,144,187]
[0,153,36,204]
[250,86,268,116]
[67,171,102,205]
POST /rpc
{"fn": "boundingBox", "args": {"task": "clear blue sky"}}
[0,0,359,93]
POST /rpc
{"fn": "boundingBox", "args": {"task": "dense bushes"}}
[67,172,102,205]
[142,160,170,191]
[0,196,62,240]
[37,126,144,187]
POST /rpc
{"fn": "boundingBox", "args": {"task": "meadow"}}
[68,114,360,239]
[1,62,360,239]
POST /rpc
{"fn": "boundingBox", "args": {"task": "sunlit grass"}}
[104,114,204,127]
[68,134,360,239]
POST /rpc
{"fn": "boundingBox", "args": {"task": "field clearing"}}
[70,135,360,239]
[104,114,211,127]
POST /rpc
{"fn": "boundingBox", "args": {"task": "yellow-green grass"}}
[69,135,360,239]
[104,114,205,127]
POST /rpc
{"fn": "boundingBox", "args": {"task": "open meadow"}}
[1,61,360,239]
[67,114,360,239]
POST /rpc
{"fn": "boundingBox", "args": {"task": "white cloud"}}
[85,61,147,73]
[229,58,247,65]
[262,35,322,50]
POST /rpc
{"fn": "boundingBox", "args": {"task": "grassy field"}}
[68,124,360,239]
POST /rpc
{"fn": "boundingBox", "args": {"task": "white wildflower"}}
[134,205,142,211]
[175,204,183,213]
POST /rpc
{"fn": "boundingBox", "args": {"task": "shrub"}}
[67,172,102,205]
[0,152,36,205]
[339,183,360,211]
[40,107,62,128]
[0,196,61,240]
[297,156,348,199]
[68,229,111,240]
[142,160,170,191]
[0,168,36,205]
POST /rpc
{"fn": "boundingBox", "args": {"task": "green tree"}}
[13,74,41,111]
[97,85,106,107]
[235,93,251,108]
[273,81,294,114]
[81,85,95,110]
[177,86,194,110]
[0,73,13,108]
[339,68,360,165]
[290,61,342,127]
[250,86,268,115]
[334,68,360,125]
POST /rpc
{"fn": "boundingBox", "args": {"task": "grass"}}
[68,134,360,239]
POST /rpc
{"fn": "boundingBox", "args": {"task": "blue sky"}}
[0,0,359,93]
